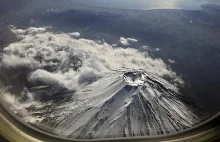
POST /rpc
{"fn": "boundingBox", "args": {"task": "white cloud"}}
[2,54,39,68]
[28,69,68,87]
[168,59,175,64]
[0,91,44,123]
[155,48,160,51]
[119,37,138,46]
[0,26,183,93]
[69,32,81,38]
[127,38,138,42]
[10,26,47,35]
[141,45,149,50]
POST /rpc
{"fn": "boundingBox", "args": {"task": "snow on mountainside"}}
[49,70,197,139]
[0,26,198,139]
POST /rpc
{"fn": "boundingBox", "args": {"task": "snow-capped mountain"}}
[0,26,198,139]
[7,70,196,139]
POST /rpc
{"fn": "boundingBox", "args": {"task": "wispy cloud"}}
[119,37,138,46]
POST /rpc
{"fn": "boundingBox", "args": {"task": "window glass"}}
[0,0,220,139]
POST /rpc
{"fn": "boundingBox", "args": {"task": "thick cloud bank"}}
[1,26,182,92]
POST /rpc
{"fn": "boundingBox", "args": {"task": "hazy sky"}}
[70,0,220,10]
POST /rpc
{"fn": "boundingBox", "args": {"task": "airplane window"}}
[0,0,220,140]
